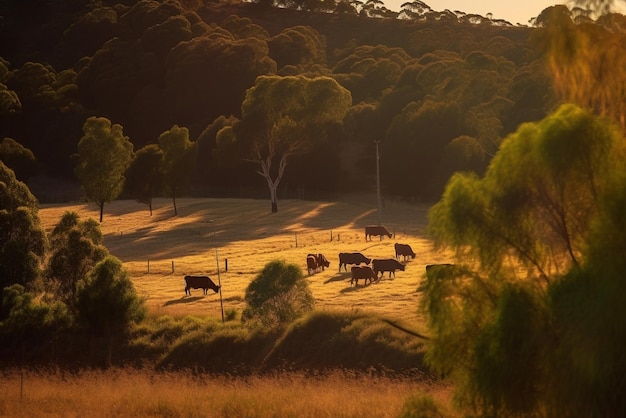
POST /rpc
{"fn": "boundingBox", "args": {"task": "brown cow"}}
[307,253,330,275]
[394,243,416,261]
[184,275,220,295]
[339,252,371,272]
[372,258,405,278]
[365,225,392,241]
[315,253,330,270]
[351,266,377,286]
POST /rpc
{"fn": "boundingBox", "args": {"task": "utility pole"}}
[211,220,225,322]
[375,140,382,226]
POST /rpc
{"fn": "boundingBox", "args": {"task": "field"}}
[21,197,459,417]
[38,196,455,329]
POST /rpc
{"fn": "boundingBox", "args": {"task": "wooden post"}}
[225,258,228,272]
[171,260,174,273]
[330,230,333,241]
[147,259,150,273]
[295,233,298,248]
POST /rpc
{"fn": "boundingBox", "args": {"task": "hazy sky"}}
[384,1,565,25]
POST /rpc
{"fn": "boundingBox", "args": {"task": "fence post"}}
[225,258,228,272]
[147,259,150,273]
[171,260,174,273]
[295,232,298,248]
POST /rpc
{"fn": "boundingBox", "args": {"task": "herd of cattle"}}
[305,225,417,287]
[183,226,416,295]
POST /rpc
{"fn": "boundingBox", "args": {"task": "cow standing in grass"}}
[339,252,371,272]
[184,275,220,295]
[394,243,416,261]
[372,258,405,278]
[365,225,392,241]
[351,266,377,286]
[307,253,330,275]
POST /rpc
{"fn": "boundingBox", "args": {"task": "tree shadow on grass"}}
[324,272,351,284]
[163,296,202,306]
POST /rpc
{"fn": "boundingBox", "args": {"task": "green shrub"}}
[242,260,314,329]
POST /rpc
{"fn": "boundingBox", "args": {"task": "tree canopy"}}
[423,104,626,415]
[74,116,134,222]
[216,75,352,212]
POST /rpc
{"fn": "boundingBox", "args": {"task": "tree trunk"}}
[172,188,178,216]
[99,201,104,223]
[270,183,278,213]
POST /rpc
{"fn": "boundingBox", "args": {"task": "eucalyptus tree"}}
[158,125,197,216]
[45,211,108,307]
[216,75,351,213]
[74,116,134,222]
[124,144,165,216]
[424,104,626,416]
[0,161,45,290]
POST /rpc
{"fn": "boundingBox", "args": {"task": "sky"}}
[383,1,566,25]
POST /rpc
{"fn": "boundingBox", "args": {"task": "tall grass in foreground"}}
[0,368,455,417]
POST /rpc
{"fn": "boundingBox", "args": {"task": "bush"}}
[242,260,314,328]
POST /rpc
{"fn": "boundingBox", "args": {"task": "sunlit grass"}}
[38,197,455,326]
[0,368,455,418]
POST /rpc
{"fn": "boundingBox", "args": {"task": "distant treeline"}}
[0,0,557,202]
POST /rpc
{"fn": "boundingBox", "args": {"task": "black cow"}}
[339,252,371,272]
[351,266,377,286]
[365,225,392,241]
[372,258,405,278]
[394,243,416,261]
[184,275,220,295]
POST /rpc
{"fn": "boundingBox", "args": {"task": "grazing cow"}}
[365,225,392,241]
[339,252,371,272]
[351,266,378,286]
[395,243,416,261]
[306,255,318,275]
[315,253,330,270]
[306,253,330,275]
[184,275,220,295]
[372,258,405,278]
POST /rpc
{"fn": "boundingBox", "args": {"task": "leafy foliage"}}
[242,260,314,328]
[423,104,626,415]
[45,211,108,307]
[74,116,134,222]
[0,161,46,289]
[157,125,197,216]
[0,284,71,357]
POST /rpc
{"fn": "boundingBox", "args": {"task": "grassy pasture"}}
[38,197,454,329]
[0,368,455,417]
[17,197,460,417]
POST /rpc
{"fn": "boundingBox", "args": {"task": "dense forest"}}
[0,0,558,205]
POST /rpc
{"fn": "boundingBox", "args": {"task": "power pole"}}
[211,220,225,322]
[375,140,382,226]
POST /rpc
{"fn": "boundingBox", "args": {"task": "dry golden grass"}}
[38,197,454,328]
[0,368,455,418]
[24,197,460,417]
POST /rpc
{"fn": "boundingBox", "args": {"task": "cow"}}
[306,253,330,275]
[395,243,416,261]
[372,258,405,278]
[184,275,220,296]
[315,253,330,270]
[338,252,371,272]
[306,255,318,275]
[351,266,377,286]
[365,225,392,241]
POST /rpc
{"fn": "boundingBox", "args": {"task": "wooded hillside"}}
[0,0,555,203]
